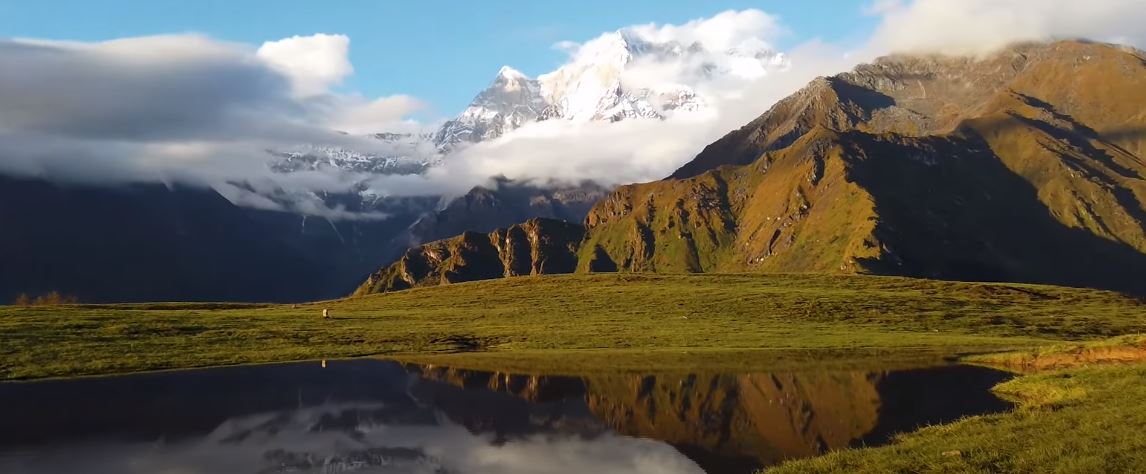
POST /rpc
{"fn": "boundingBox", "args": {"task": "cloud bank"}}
[868,0,1146,55]
[0,33,426,216]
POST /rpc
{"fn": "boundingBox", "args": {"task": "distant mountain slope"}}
[0,176,434,303]
[359,41,1146,296]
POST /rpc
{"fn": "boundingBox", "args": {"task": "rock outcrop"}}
[354,218,584,294]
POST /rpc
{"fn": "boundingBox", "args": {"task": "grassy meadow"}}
[2,273,1144,380]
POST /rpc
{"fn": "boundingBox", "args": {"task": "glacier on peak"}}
[432,28,787,149]
[432,65,547,150]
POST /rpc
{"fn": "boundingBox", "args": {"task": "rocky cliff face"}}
[354,218,585,294]
[358,41,1146,296]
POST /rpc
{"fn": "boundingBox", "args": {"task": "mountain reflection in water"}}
[0,359,1012,473]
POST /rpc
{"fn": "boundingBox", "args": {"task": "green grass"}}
[393,347,976,375]
[768,337,1146,473]
[2,273,1144,380]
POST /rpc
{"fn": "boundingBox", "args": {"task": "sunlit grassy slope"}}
[2,273,1144,380]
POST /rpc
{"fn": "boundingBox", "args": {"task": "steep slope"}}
[358,41,1146,296]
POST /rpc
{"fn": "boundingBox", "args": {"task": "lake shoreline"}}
[3,274,1145,472]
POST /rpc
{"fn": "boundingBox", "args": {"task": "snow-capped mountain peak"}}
[432,66,545,150]
[427,31,787,149]
[496,65,528,83]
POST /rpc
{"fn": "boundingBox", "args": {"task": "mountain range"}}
[357,40,1146,297]
[0,28,782,302]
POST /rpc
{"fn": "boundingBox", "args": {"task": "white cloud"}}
[867,0,1146,55]
[449,110,724,188]
[0,34,426,218]
[317,94,427,134]
[625,9,785,52]
[257,33,354,97]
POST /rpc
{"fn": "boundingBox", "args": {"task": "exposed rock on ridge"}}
[354,218,584,294]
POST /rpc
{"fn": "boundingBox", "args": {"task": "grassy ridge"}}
[2,273,1144,380]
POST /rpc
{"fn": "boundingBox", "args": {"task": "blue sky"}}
[0,0,877,115]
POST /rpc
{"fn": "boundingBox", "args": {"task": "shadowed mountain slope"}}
[0,176,438,303]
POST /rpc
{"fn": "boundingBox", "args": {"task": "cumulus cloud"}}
[626,9,785,52]
[867,0,1146,55]
[257,33,354,97]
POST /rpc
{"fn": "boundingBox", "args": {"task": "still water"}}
[0,359,1012,474]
